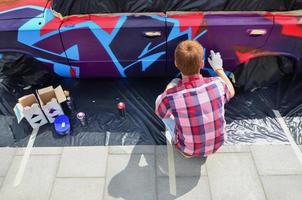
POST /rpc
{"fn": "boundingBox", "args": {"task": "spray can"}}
[117,102,126,118]
[64,90,73,111]
[77,112,86,126]
[54,115,71,136]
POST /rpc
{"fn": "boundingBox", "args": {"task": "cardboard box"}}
[37,85,67,123]
[14,94,48,129]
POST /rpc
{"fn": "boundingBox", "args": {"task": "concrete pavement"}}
[0,145,302,200]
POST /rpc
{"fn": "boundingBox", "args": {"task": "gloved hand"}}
[208,50,223,71]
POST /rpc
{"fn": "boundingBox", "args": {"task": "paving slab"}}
[0,155,59,200]
[105,154,156,200]
[207,153,266,200]
[261,175,302,200]
[251,145,302,175]
[0,148,16,177]
[156,146,207,177]
[51,178,105,200]
[57,146,108,178]
[109,145,155,154]
[157,176,211,200]
[216,145,250,153]
[16,147,63,156]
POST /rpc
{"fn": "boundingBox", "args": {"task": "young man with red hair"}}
[155,40,235,158]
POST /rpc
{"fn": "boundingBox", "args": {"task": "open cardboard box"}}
[37,85,67,123]
[13,94,48,129]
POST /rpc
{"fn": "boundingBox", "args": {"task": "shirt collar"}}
[181,74,203,83]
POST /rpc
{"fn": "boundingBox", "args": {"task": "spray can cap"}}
[117,102,125,110]
[77,112,85,120]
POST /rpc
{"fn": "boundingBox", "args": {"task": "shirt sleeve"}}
[155,92,172,119]
[217,77,232,103]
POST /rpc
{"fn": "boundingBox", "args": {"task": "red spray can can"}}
[117,102,126,118]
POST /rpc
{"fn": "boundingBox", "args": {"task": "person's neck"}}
[181,73,202,79]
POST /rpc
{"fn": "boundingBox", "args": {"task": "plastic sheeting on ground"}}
[0,73,302,147]
[225,74,301,144]
[52,0,301,16]
[0,78,169,147]
[1,53,302,147]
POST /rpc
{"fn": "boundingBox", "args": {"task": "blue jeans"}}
[162,118,176,142]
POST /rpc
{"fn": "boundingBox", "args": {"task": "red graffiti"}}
[40,17,61,36]
[234,46,278,63]
[265,12,302,38]
[170,12,205,39]
[70,67,76,78]
[90,15,120,34]
[0,0,48,12]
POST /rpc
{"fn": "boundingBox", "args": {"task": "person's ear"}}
[200,60,204,69]
[175,60,178,68]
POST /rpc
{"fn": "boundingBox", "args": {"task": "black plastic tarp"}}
[234,56,296,92]
[227,73,302,145]
[2,78,169,147]
[52,0,300,16]
[1,53,302,147]
[0,53,58,116]
[226,56,302,144]
[2,73,302,147]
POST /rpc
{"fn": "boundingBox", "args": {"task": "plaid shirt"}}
[155,74,231,157]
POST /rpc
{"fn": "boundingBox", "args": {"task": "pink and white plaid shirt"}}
[155,74,231,157]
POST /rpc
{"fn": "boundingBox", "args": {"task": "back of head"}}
[175,40,204,76]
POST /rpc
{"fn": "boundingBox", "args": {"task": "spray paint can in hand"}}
[117,102,126,118]
[77,112,87,126]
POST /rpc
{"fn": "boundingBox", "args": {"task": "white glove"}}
[208,50,223,71]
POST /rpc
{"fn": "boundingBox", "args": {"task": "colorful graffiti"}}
[0,0,301,78]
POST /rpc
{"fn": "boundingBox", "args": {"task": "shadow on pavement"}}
[108,145,207,200]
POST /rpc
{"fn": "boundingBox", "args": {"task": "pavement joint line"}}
[204,159,214,200]
[151,149,157,200]
[56,172,107,178]
[250,147,269,200]
[158,175,208,178]
[108,152,155,155]
[49,147,63,200]
[15,153,62,156]
[158,174,209,178]
[13,128,39,187]
[272,110,302,166]
[56,176,106,179]
[14,154,59,157]
[155,144,160,200]
[260,174,302,177]
[165,131,177,196]
[216,152,251,154]
[244,143,290,146]
[102,146,109,200]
